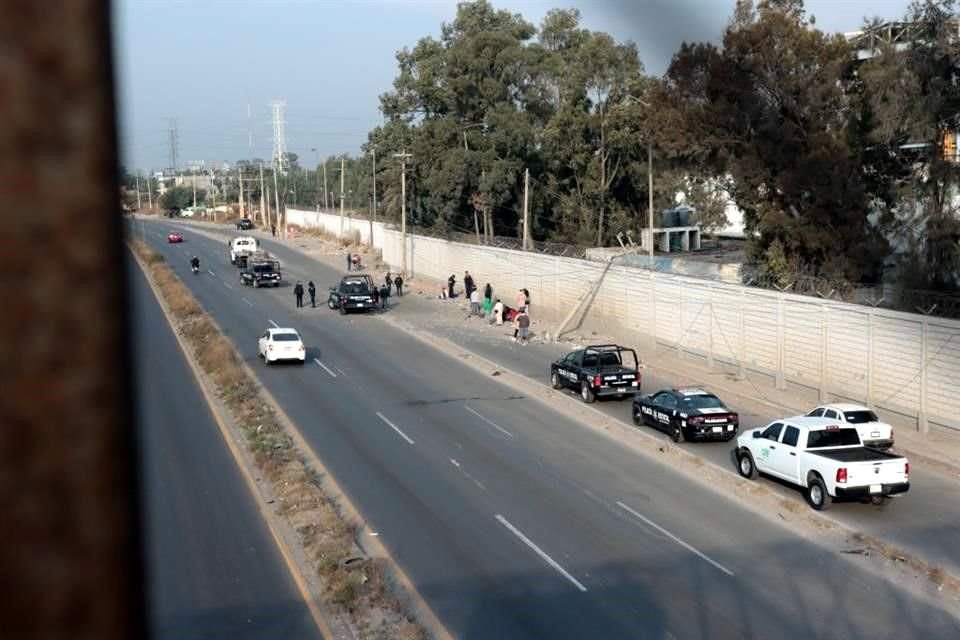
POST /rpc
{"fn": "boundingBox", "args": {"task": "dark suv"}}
[328,275,376,314]
[236,218,255,230]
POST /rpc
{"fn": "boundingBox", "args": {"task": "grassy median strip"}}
[129,238,428,640]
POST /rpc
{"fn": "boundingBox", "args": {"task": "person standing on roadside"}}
[448,274,456,299]
[522,288,531,316]
[464,271,475,299]
[307,281,316,307]
[394,273,404,297]
[346,252,352,272]
[469,287,481,317]
[294,281,305,308]
[379,282,390,309]
[516,289,527,313]
[483,282,492,303]
[516,311,531,345]
[271,223,276,237]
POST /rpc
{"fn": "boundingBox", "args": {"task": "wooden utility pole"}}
[258,161,267,227]
[238,168,245,218]
[339,156,346,238]
[393,150,412,275]
[372,147,377,223]
[272,164,282,238]
[146,175,152,209]
[191,174,196,208]
[135,174,141,210]
[523,167,530,250]
[322,161,328,212]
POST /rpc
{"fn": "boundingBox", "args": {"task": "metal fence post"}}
[738,289,746,380]
[919,318,929,433]
[867,309,874,407]
[776,293,786,389]
[649,271,657,350]
[707,286,714,368]
[819,303,829,403]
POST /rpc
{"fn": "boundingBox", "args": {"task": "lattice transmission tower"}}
[270,100,287,173]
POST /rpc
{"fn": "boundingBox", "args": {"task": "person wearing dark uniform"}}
[307,281,316,307]
[294,281,304,308]
[394,274,403,297]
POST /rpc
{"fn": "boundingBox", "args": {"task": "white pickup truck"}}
[229,236,259,265]
[736,416,909,510]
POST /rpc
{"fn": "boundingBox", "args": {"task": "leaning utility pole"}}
[135,174,141,210]
[393,150,412,275]
[339,155,346,238]
[522,168,530,250]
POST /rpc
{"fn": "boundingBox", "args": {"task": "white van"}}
[229,236,259,264]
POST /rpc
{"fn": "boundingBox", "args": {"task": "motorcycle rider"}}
[190,256,200,273]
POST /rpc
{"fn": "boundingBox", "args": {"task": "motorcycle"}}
[190,260,200,274]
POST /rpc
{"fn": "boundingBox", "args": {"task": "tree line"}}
[358,0,960,292]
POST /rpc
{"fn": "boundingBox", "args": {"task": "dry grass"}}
[128,238,432,639]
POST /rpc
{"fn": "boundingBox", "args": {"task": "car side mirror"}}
[752,431,762,439]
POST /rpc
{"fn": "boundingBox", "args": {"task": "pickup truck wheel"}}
[806,477,832,511]
[632,406,642,425]
[737,450,759,479]
[580,382,595,403]
[550,372,562,390]
[328,299,335,309]
[672,426,685,443]
[253,279,259,288]
[869,495,889,506]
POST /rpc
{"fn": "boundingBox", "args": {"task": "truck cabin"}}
[580,345,639,371]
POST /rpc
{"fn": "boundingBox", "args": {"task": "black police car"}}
[236,217,255,230]
[632,388,739,443]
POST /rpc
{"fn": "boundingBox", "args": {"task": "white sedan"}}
[805,403,894,449]
[258,327,306,365]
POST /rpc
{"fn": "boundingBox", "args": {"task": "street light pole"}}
[648,143,654,265]
[393,150,412,276]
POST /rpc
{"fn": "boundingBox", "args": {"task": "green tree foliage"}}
[160,185,205,211]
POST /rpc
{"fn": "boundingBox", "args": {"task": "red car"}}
[167,231,183,243]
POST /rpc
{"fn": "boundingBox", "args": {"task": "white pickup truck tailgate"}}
[846,460,907,488]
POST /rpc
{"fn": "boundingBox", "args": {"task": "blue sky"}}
[114,0,912,173]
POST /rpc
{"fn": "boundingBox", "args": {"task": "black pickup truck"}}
[550,344,641,403]
[239,259,282,288]
[328,274,377,314]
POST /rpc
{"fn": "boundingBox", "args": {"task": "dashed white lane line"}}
[495,514,587,592]
[269,319,280,328]
[464,405,514,438]
[313,358,338,377]
[208,269,215,276]
[223,281,234,290]
[450,458,461,468]
[616,501,734,577]
[242,297,253,307]
[376,412,415,445]
[334,366,346,376]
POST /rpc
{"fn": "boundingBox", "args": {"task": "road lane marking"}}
[269,319,280,328]
[376,412,414,445]
[464,405,514,438]
[208,269,215,276]
[495,514,587,592]
[313,358,337,377]
[223,281,233,289]
[616,501,734,577]
[334,366,346,376]
[242,297,253,307]
[450,458,460,468]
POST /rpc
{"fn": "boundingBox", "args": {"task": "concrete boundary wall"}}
[286,208,960,432]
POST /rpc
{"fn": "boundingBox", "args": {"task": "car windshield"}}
[807,428,861,448]
[681,395,725,410]
[272,333,300,342]
[843,410,879,423]
[253,264,275,272]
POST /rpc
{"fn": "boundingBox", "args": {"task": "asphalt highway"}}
[131,252,324,640]
[136,220,960,639]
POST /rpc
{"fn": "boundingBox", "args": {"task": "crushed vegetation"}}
[129,238,432,639]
